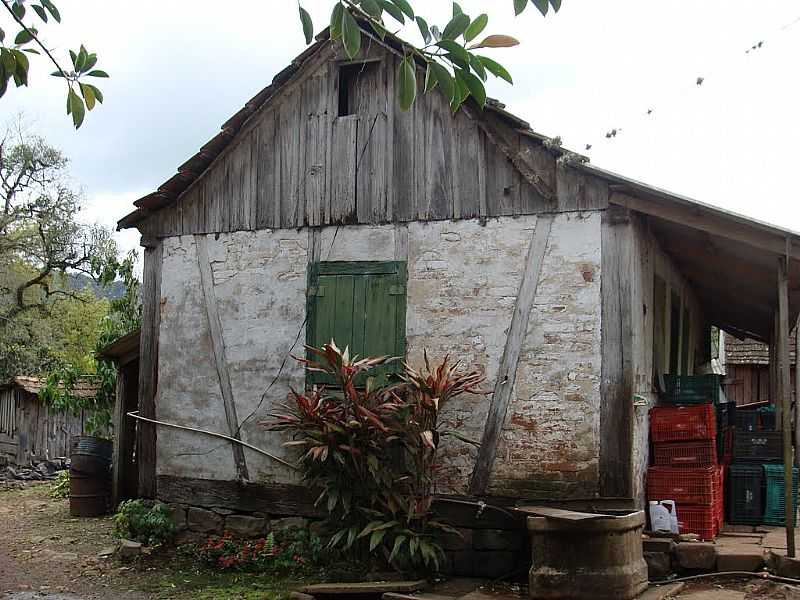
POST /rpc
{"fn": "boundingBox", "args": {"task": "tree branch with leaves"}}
[0,0,108,128]
[298,0,562,112]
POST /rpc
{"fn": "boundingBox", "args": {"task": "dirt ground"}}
[2,482,800,599]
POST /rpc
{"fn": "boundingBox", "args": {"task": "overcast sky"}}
[5,1,800,262]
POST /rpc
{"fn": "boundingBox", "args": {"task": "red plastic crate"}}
[677,503,719,541]
[652,440,717,467]
[716,466,725,529]
[647,466,720,505]
[720,428,733,465]
[650,405,716,443]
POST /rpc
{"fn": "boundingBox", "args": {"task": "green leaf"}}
[87,69,109,78]
[23,48,40,55]
[469,53,487,81]
[461,69,487,108]
[11,2,25,19]
[50,70,66,78]
[464,14,488,43]
[451,69,469,112]
[378,0,404,24]
[42,0,60,22]
[69,49,78,69]
[68,88,85,128]
[0,28,5,43]
[532,0,549,16]
[83,53,97,72]
[397,56,416,111]
[477,55,513,84]
[75,45,88,72]
[330,3,344,41]
[424,63,437,93]
[388,0,414,19]
[442,13,470,40]
[1,50,15,73]
[341,8,362,59]
[415,16,431,44]
[299,6,314,44]
[452,2,464,16]
[369,528,388,551]
[11,49,28,77]
[430,61,455,101]
[388,535,407,563]
[436,40,469,66]
[514,0,528,15]
[80,82,96,110]
[32,4,48,22]
[14,30,34,45]
[360,0,382,19]
[549,0,562,11]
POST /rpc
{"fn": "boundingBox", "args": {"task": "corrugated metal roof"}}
[724,332,797,366]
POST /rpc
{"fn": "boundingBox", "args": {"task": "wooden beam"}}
[778,257,796,557]
[137,240,162,498]
[795,316,800,469]
[470,214,554,495]
[599,206,634,498]
[195,235,250,482]
[610,192,800,259]
[111,371,126,510]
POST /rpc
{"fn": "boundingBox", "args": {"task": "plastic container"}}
[763,464,799,526]
[649,500,678,533]
[660,374,722,405]
[652,440,717,468]
[733,431,782,463]
[650,405,716,443]
[647,466,720,506]
[728,463,764,524]
[677,504,719,541]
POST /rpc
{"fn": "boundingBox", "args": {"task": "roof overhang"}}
[97,329,140,366]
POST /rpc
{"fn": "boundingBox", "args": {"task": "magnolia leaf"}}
[341,8,362,59]
[389,0,414,19]
[42,0,60,22]
[360,0,382,19]
[11,1,25,19]
[549,0,562,11]
[442,13,470,40]
[429,62,454,101]
[468,34,520,50]
[477,55,513,84]
[87,69,109,78]
[397,56,416,111]
[469,53,487,81]
[514,0,528,15]
[32,4,48,22]
[378,0,404,24]
[532,0,549,16]
[299,5,314,44]
[436,40,469,66]
[415,16,431,44]
[464,14,488,43]
[452,2,464,16]
[14,30,34,45]
[424,63,437,93]
[330,3,344,40]
[67,88,85,129]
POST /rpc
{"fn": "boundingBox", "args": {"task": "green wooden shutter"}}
[307,261,406,385]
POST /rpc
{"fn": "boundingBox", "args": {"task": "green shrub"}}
[48,470,70,499]
[113,499,176,546]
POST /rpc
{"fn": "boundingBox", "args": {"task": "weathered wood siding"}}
[0,388,90,466]
[138,43,594,238]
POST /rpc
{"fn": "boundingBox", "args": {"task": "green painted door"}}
[307,261,407,385]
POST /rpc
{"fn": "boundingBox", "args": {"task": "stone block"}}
[225,515,268,538]
[771,552,800,579]
[472,528,523,551]
[187,507,224,534]
[644,551,672,580]
[643,538,675,554]
[118,539,142,560]
[471,550,517,579]
[167,503,187,530]
[271,516,308,532]
[439,528,473,551]
[675,542,717,571]
[716,547,764,572]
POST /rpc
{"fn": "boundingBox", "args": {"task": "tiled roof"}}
[2,376,99,399]
[725,332,796,366]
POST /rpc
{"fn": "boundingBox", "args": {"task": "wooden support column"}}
[771,316,781,427]
[137,239,162,498]
[599,206,634,498]
[778,257,796,557]
[470,214,554,495]
[796,317,800,469]
[196,235,250,482]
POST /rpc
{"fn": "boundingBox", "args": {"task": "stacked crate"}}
[647,403,722,540]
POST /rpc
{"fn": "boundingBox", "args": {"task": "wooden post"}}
[778,257,795,557]
[772,315,781,429]
[470,214,553,495]
[796,318,800,469]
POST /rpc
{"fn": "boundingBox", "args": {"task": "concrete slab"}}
[637,583,684,600]
[677,591,745,600]
[302,580,428,595]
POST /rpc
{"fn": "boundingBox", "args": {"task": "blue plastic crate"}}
[763,464,799,526]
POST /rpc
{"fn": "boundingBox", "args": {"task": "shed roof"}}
[724,331,797,366]
[0,376,99,399]
[97,329,140,364]
[118,14,800,343]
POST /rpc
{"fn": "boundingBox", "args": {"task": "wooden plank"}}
[195,235,249,482]
[111,369,126,509]
[419,91,454,220]
[137,239,162,498]
[599,206,634,498]
[470,214,554,495]
[392,56,416,222]
[302,71,328,226]
[796,316,800,468]
[330,117,358,223]
[278,93,302,228]
[255,111,277,229]
[515,506,613,521]
[355,60,388,223]
[778,257,795,557]
[484,134,516,216]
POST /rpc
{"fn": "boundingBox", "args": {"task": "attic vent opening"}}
[338,61,379,117]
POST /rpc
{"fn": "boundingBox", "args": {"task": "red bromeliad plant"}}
[263,342,485,572]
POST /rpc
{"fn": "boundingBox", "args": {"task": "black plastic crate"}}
[759,406,777,431]
[733,431,782,463]
[660,374,722,405]
[735,410,760,433]
[728,464,764,524]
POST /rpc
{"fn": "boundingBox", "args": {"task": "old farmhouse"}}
[114,19,800,558]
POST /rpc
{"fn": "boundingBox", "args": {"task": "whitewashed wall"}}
[156,213,604,500]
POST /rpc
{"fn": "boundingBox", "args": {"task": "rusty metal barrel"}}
[69,436,112,517]
[528,510,649,600]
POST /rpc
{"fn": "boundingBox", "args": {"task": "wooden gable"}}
[137,37,593,237]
